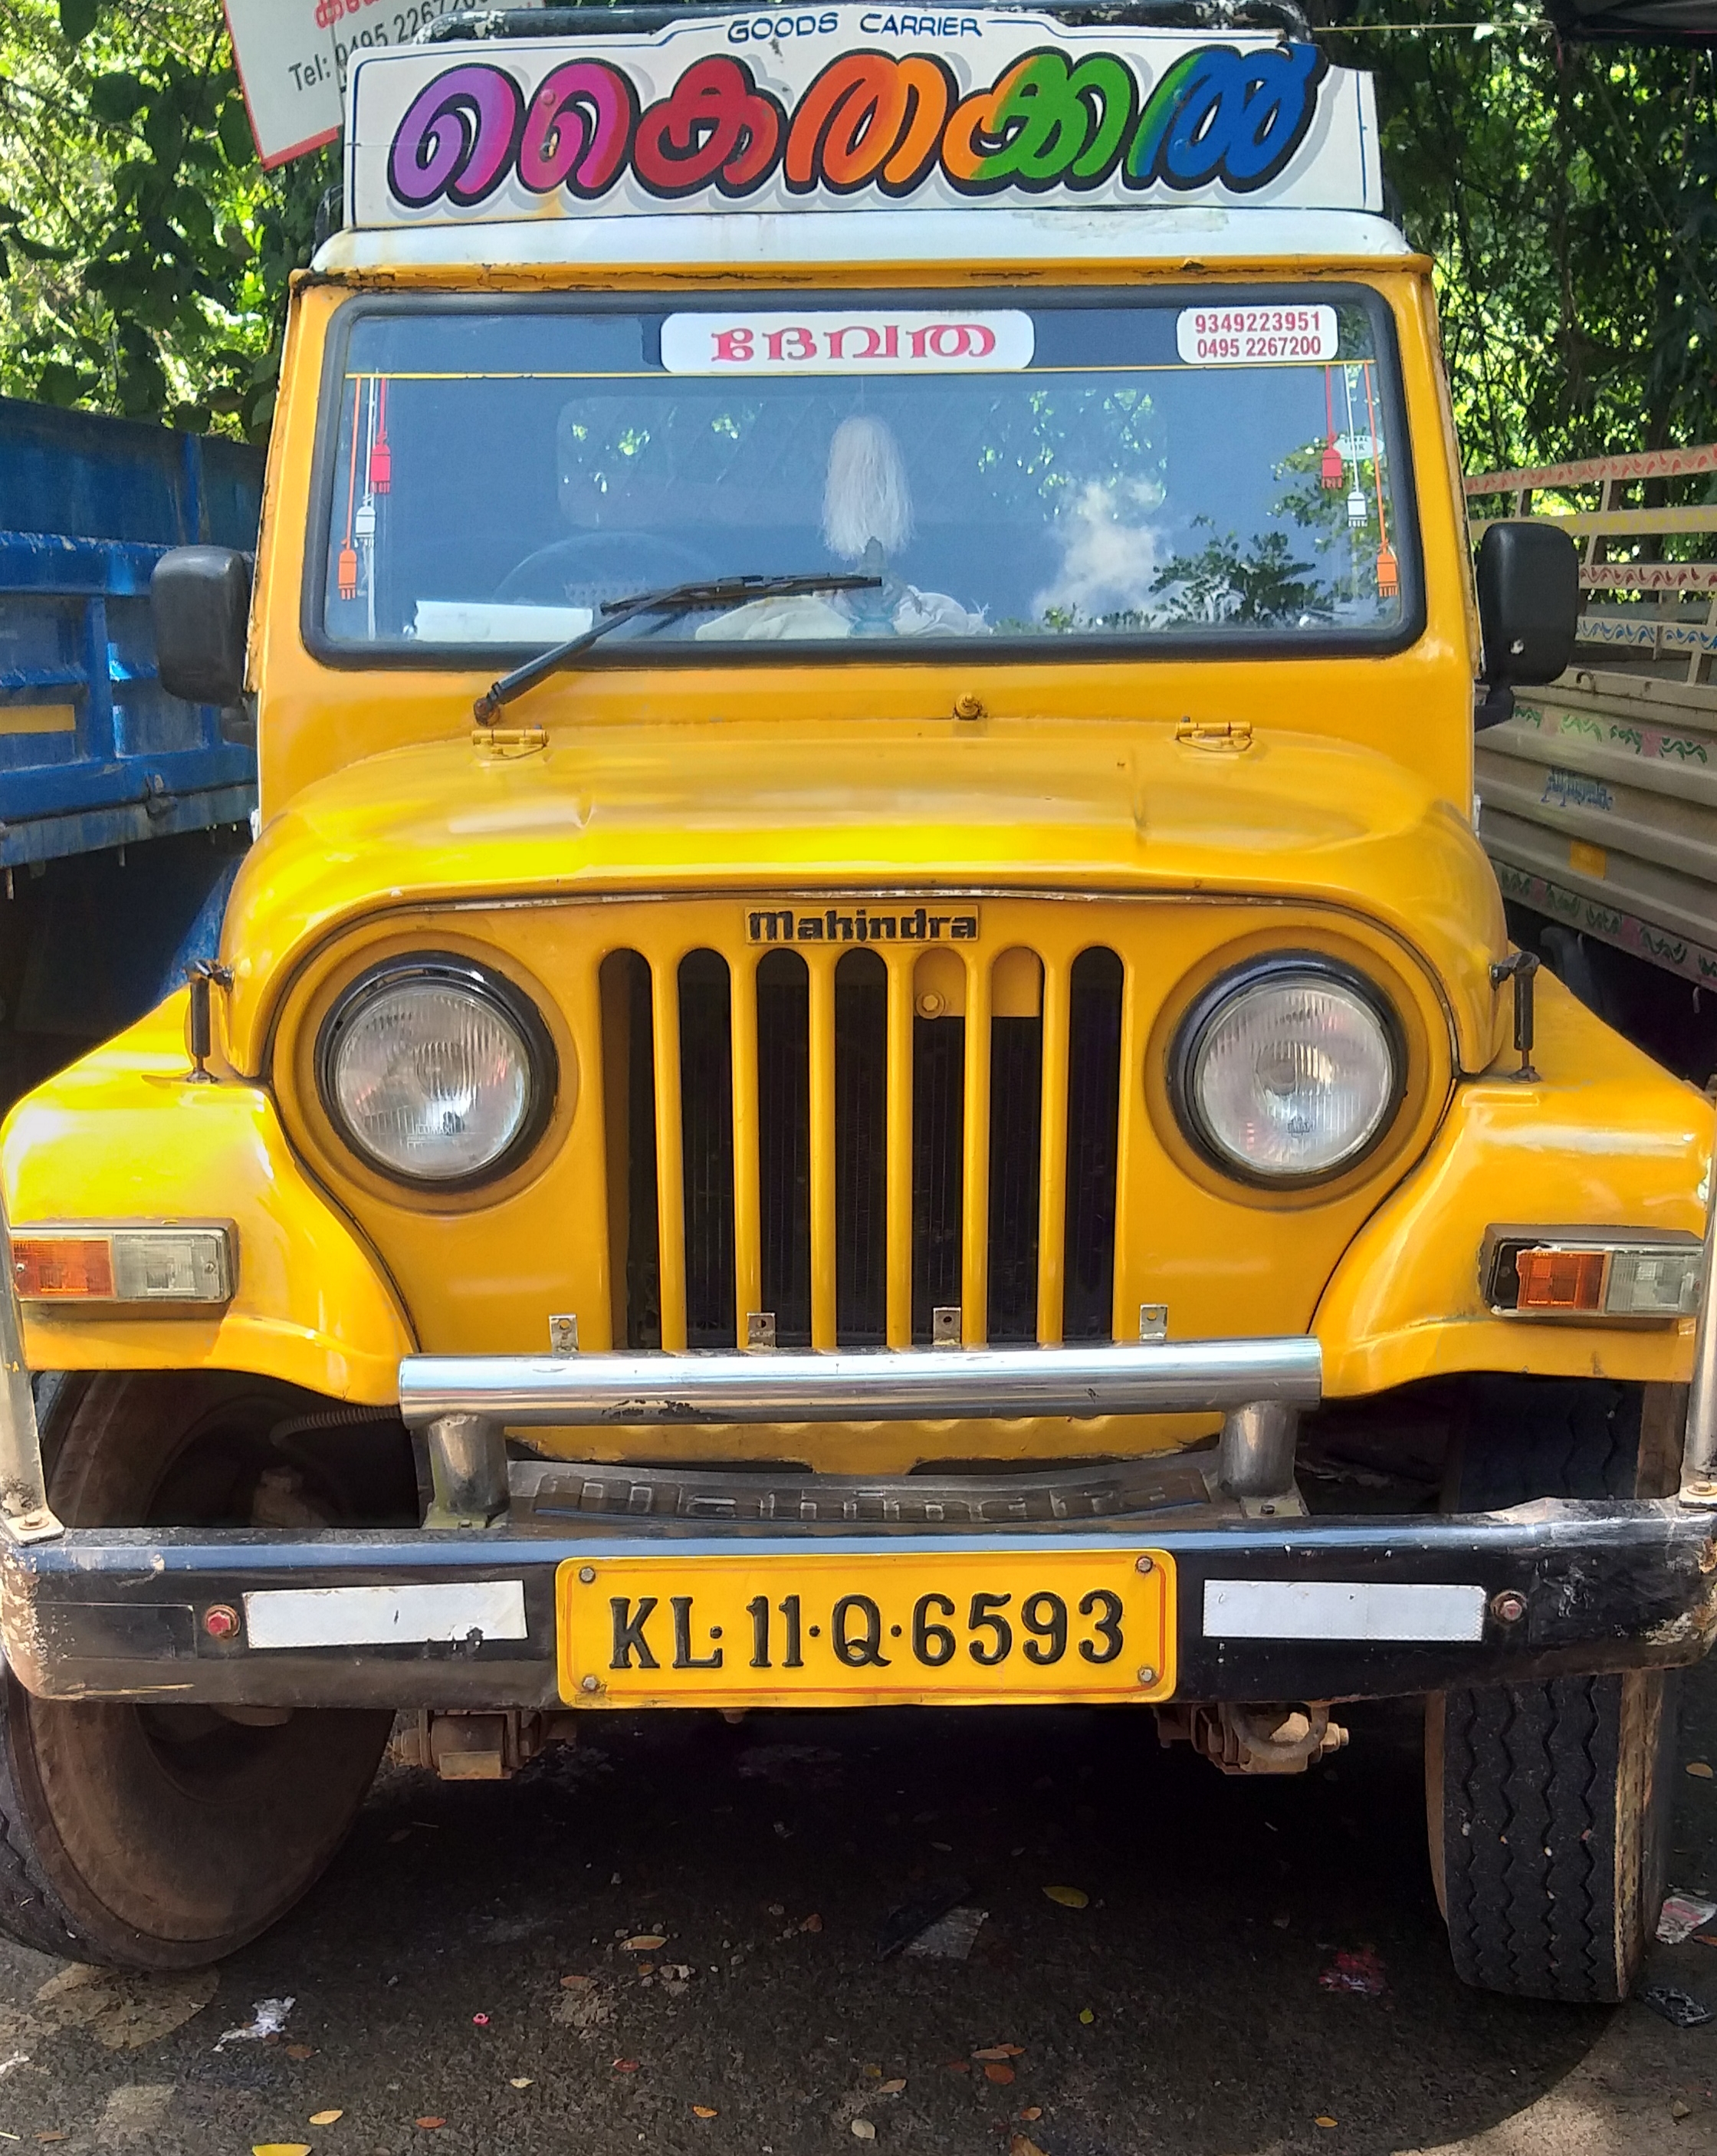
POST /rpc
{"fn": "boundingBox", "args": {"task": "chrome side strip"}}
[399,1337,1323,1429]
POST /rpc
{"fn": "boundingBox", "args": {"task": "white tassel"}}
[822,416,913,562]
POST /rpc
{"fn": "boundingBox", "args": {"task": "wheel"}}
[1427,1376,1679,2003]
[0,1372,413,1969]
[494,531,714,609]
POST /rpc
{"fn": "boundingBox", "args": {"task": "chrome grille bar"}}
[399,1336,1323,1428]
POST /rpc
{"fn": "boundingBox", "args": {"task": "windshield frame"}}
[301,281,1424,672]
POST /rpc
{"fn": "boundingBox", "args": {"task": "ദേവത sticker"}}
[1175,304,1339,366]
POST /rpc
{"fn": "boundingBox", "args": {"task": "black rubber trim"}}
[1167,948,1408,1191]
[315,951,559,1195]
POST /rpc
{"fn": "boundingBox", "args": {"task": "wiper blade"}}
[472,571,882,724]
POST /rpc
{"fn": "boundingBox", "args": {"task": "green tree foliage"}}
[0,0,331,435]
[1318,4,1717,469]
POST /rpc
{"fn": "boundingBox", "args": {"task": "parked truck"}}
[0,397,261,1111]
[1467,446,1717,1085]
[0,0,1709,2005]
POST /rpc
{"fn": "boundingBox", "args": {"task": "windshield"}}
[314,289,1416,660]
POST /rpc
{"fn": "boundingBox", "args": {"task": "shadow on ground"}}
[2,1672,1716,2152]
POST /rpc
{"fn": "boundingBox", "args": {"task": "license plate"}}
[556,1546,1175,1709]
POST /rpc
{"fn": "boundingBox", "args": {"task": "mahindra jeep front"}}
[0,5,1709,1998]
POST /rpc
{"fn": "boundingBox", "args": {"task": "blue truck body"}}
[0,399,263,1106]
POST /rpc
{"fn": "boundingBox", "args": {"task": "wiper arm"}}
[472,571,882,724]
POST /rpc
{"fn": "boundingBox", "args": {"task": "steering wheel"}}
[495,532,717,607]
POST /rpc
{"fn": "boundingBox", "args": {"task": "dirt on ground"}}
[0,1669,1714,2154]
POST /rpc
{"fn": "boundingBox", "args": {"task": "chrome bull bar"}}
[398,1339,1326,1526]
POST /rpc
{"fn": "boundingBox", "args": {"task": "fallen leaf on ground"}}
[509,2079,533,2089]
[1319,1947,1387,1999]
[985,2063,1016,2085]
[252,2146,310,2156]
[693,2105,718,2118]
[1010,2138,1047,2156]
[851,2123,876,2142]
[309,2112,344,2126]
[1042,1885,1088,1908]
[415,2119,446,2131]
[1078,2009,1095,2025]
[972,2046,1024,2060]
[613,2059,641,2073]
[560,1973,594,1988]
[801,1914,823,1932]
[624,1935,667,1951]
[945,2060,970,2073]
[1315,2118,1338,2129]
[285,2046,316,2062]
[1689,1762,1714,1779]
[1020,2108,1042,2122]
[878,2079,907,2095]
[35,2138,67,2147]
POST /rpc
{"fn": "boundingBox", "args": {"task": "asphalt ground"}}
[1,1671,1715,2155]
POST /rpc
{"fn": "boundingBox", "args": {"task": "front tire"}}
[0,1372,408,1969]
[1428,1377,1677,2004]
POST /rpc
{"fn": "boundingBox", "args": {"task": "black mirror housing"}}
[151,547,251,709]
[1475,520,1578,691]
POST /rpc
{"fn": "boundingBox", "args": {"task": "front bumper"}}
[5,1499,1714,1710]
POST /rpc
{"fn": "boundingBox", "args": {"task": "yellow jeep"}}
[0,0,1709,1999]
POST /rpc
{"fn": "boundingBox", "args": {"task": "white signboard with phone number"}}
[222,0,542,169]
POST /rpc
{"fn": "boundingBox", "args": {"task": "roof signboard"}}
[346,8,1381,228]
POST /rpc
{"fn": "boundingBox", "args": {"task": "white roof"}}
[314,204,1410,276]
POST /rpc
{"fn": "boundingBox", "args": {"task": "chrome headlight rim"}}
[314,952,558,1193]
[1167,951,1407,1190]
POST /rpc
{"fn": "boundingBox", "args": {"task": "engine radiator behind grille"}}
[600,930,1125,1353]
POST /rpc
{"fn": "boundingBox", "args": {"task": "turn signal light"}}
[13,1237,113,1300]
[1515,1247,1605,1312]
[11,1225,235,1306]
[1484,1228,1702,1322]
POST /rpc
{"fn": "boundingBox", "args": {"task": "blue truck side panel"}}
[0,401,264,1106]
[0,397,261,869]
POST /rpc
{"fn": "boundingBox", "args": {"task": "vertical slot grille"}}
[835,949,888,1346]
[987,1010,1044,1345]
[599,948,661,1349]
[1063,946,1124,1341]
[679,950,735,1349]
[757,948,811,1349]
[911,1009,964,1343]
[598,925,1127,1357]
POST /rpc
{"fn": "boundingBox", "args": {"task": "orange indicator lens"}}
[1515,1247,1606,1312]
[13,1237,114,1300]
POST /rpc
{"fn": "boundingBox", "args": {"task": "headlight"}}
[1172,958,1402,1185]
[317,956,556,1188]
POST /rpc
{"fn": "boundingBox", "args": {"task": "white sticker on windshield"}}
[662,311,1034,376]
[1175,305,1339,366]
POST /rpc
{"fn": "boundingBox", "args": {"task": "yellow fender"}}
[2,994,412,1403]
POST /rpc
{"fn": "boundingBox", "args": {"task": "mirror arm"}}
[1474,678,1515,731]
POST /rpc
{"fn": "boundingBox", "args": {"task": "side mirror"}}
[151,547,251,710]
[1473,521,1578,729]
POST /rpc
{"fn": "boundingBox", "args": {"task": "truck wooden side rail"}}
[1467,444,1717,1003]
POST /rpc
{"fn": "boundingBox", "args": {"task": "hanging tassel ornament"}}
[1320,368,1344,490]
[1361,362,1399,600]
[369,376,392,495]
[337,375,363,601]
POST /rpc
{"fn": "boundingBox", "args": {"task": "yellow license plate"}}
[556,1546,1175,1709]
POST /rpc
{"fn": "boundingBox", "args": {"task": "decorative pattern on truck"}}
[348,8,1380,227]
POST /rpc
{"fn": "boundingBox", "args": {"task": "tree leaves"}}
[0,0,330,440]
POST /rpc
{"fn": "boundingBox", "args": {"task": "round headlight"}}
[1174,959,1401,1184]
[317,957,556,1188]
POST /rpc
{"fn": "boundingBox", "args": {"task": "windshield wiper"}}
[471,572,882,724]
